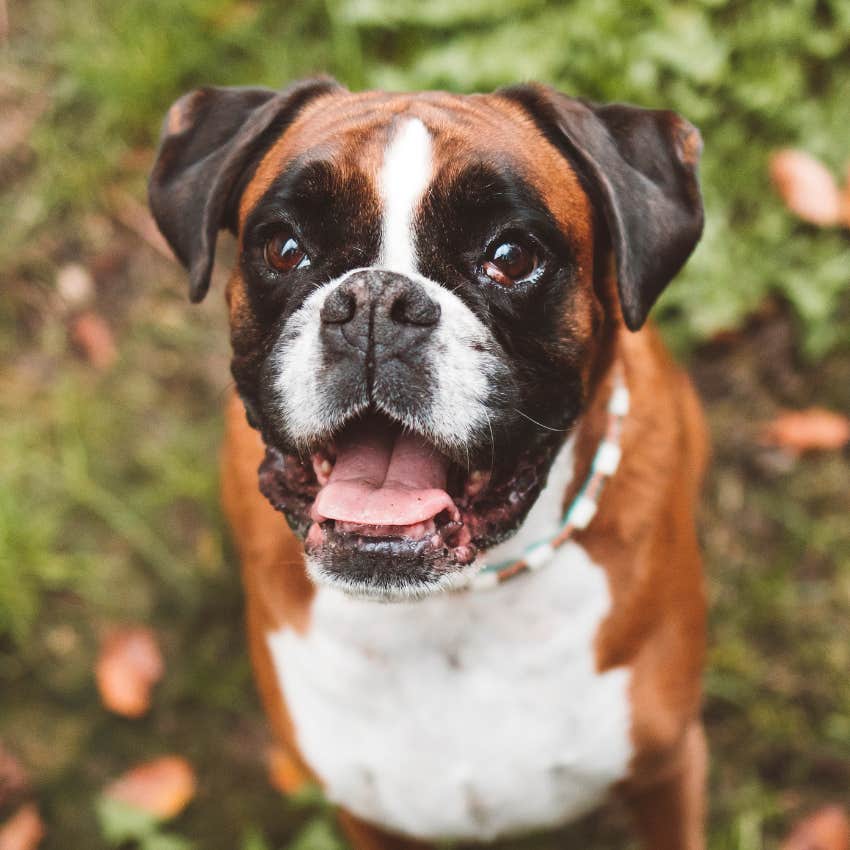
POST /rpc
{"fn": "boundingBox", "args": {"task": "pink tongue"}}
[312,420,457,527]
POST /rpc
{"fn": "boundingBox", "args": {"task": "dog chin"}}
[304,553,483,602]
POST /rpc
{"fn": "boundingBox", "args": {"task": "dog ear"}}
[148,77,342,302]
[500,84,704,331]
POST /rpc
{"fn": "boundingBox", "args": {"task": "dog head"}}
[149,78,703,600]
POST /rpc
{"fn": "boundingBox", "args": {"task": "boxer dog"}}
[149,78,708,850]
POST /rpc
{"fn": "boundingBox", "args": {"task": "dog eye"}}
[264,231,310,273]
[481,237,540,286]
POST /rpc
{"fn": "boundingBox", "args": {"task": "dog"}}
[149,77,708,850]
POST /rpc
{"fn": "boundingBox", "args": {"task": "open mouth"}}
[258,412,560,597]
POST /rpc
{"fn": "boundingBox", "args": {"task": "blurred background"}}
[1,1,849,849]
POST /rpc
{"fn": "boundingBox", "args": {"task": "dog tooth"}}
[312,455,334,484]
[465,470,490,497]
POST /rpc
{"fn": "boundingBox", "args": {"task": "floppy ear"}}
[500,84,704,330]
[148,77,342,302]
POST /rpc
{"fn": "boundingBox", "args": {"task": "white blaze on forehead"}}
[271,117,503,460]
[378,118,433,274]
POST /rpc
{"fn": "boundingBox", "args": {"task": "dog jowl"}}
[149,79,702,602]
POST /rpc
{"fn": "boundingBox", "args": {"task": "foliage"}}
[287,817,348,850]
[96,796,192,850]
[13,0,850,354]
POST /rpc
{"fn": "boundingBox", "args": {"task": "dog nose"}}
[320,270,440,355]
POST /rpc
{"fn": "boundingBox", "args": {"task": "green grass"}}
[1,1,849,848]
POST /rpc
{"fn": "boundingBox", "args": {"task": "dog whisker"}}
[511,407,569,432]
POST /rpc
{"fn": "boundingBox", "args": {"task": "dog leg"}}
[624,721,707,850]
[337,810,431,850]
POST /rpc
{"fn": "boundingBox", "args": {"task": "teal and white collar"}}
[463,364,629,591]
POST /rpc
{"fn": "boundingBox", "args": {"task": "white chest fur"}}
[266,540,633,841]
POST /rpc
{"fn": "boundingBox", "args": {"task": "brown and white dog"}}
[149,78,708,850]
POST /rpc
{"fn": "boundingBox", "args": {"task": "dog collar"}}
[462,364,629,591]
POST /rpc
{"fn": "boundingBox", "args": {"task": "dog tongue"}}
[312,419,456,527]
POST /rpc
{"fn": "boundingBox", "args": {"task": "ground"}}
[1,2,849,849]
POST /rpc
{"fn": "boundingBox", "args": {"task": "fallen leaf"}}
[95,627,164,718]
[760,407,850,454]
[770,149,843,226]
[267,745,309,796]
[842,164,850,228]
[0,804,45,850]
[70,311,117,371]
[0,744,29,809]
[103,756,196,821]
[782,805,850,850]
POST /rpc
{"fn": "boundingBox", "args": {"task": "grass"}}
[1,1,849,848]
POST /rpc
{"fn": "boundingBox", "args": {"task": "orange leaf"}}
[842,169,850,229]
[95,627,164,718]
[266,745,309,796]
[70,311,117,371]
[103,756,196,821]
[0,804,45,850]
[782,805,850,850]
[760,408,850,454]
[770,149,842,227]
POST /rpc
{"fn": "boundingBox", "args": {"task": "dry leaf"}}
[0,804,45,850]
[0,744,29,809]
[95,627,164,718]
[70,311,117,371]
[769,149,843,226]
[782,805,850,850]
[266,745,309,796]
[842,164,850,228]
[104,756,196,821]
[761,407,850,455]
